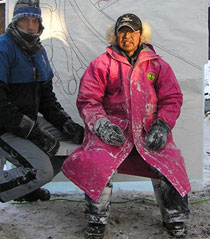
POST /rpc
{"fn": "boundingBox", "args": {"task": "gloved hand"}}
[145,118,170,151]
[28,124,60,157]
[94,118,125,146]
[15,115,36,138]
[62,118,84,144]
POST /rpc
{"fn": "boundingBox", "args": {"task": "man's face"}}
[17,16,40,34]
[116,26,141,57]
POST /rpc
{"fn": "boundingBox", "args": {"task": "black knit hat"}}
[12,0,42,23]
[115,13,142,34]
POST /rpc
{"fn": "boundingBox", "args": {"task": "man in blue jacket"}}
[0,0,84,202]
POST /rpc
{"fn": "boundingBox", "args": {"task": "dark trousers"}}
[85,176,189,225]
[0,117,66,202]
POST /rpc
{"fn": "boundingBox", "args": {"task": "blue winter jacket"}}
[0,33,69,136]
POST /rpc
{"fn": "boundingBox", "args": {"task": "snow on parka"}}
[62,44,191,202]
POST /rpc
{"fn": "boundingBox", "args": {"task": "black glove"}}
[145,118,170,151]
[15,115,36,138]
[94,118,125,146]
[62,118,84,144]
[28,124,60,157]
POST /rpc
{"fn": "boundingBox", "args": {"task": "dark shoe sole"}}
[85,223,105,239]
[85,232,105,239]
[14,188,50,202]
[163,222,187,238]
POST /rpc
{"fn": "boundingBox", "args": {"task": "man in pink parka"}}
[62,13,191,239]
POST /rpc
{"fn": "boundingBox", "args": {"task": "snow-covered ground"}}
[0,116,209,239]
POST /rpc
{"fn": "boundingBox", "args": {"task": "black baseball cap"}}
[115,13,142,34]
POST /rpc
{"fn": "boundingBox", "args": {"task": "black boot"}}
[163,222,187,238]
[85,223,106,239]
[14,188,51,202]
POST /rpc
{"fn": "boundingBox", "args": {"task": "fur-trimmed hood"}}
[106,22,152,45]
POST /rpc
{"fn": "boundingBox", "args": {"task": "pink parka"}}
[62,44,191,202]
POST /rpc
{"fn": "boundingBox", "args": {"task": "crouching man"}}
[0,0,84,203]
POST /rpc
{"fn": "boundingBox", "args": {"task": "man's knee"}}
[36,166,54,184]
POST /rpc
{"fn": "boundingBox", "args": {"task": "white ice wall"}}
[7,0,207,190]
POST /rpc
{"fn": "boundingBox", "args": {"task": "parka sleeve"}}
[0,80,23,132]
[0,47,24,134]
[76,56,108,132]
[155,60,183,129]
[39,80,71,131]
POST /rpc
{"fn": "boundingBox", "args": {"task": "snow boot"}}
[14,188,51,202]
[163,222,187,238]
[85,223,106,239]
